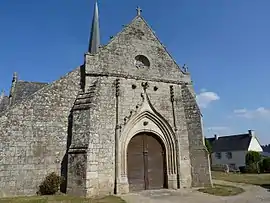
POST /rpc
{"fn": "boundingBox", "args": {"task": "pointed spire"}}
[88,1,100,54]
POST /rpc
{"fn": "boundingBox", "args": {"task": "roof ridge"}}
[17,80,49,84]
[213,133,249,138]
[0,66,81,117]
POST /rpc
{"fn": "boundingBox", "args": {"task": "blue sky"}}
[0,1,270,144]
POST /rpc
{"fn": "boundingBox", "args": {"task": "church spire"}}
[88,1,100,54]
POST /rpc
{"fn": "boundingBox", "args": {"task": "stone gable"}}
[84,16,191,84]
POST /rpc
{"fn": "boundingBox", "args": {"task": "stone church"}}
[0,2,212,198]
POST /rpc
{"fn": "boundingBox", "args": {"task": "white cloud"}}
[200,88,207,93]
[206,126,232,134]
[196,89,220,108]
[233,107,270,119]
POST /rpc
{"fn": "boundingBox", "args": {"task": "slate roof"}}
[11,81,48,105]
[0,96,9,112]
[206,133,252,152]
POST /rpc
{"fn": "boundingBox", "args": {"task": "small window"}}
[226,152,232,159]
[215,152,221,159]
[134,55,150,69]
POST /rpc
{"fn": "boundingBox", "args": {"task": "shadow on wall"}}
[60,111,73,193]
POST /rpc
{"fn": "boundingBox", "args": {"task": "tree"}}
[245,151,261,166]
[205,138,212,154]
[205,139,212,165]
[262,158,270,172]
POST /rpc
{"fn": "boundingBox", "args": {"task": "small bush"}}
[245,163,259,174]
[239,166,246,173]
[246,151,261,166]
[262,158,270,172]
[205,139,212,154]
[38,172,64,195]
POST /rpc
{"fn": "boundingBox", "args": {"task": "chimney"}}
[214,134,218,140]
[248,129,255,137]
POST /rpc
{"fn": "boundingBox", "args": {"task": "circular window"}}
[134,55,150,69]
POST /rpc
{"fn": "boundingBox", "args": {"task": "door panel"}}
[127,135,144,191]
[127,133,166,191]
[147,135,165,189]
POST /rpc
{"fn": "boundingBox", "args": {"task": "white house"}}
[206,130,263,169]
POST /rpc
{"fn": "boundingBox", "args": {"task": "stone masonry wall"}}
[117,78,192,189]
[84,16,191,84]
[78,75,193,195]
[182,84,212,187]
[174,85,192,188]
[0,67,81,197]
[79,15,206,194]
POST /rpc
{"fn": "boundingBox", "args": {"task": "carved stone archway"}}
[117,92,178,193]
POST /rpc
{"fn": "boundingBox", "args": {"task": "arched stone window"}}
[134,55,150,69]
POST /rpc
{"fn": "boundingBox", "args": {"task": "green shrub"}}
[245,151,261,166]
[262,158,270,172]
[205,139,212,154]
[38,172,64,195]
[245,163,259,174]
[239,166,246,173]
[259,161,264,173]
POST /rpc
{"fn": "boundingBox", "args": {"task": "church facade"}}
[0,3,212,197]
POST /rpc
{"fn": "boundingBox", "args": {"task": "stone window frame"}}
[134,55,150,69]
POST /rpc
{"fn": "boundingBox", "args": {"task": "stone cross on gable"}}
[136,6,142,16]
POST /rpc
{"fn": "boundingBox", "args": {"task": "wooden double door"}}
[127,133,167,191]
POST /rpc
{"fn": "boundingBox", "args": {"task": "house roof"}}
[11,81,48,105]
[261,151,270,157]
[206,133,252,152]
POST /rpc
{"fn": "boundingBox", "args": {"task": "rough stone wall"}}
[117,79,193,189]
[0,96,9,113]
[0,67,81,197]
[71,15,209,195]
[11,81,48,106]
[70,75,193,195]
[84,16,191,84]
[182,84,212,187]
[174,85,192,188]
[86,77,116,196]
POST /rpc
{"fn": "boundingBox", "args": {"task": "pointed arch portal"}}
[117,91,178,192]
[127,132,167,191]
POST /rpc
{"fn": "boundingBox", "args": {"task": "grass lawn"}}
[0,195,125,203]
[198,184,245,196]
[211,171,270,187]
